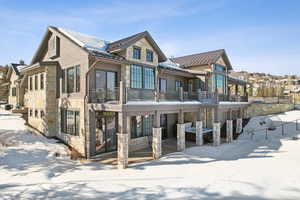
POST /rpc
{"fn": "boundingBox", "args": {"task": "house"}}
[7,61,27,108]
[19,26,250,169]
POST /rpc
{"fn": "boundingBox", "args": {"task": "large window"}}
[144,67,155,89]
[214,64,226,94]
[133,47,141,59]
[146,49,153,62]
[40,73,44,90]
[159,78,167,93]
[11,87,16,96]
[61,108,80,136]
[131,115,153,138]
[131,65,142,88]
[130,65,155,89]
[67,67,75,93]
[175,80,182,91]
[63,65,80,94]
[29,76,33,90]
[35,75,38,90]
[75,65,80,92]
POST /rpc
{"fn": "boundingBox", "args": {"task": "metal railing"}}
[159,91,180,101]
[126,88,156,101]
[244,117,300,140]
[89,87,119,103]
[198,91,218,103]
[183,91,199,101]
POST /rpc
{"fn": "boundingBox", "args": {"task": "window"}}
[40,73,44,90]
[75,65,80,92]
[130,65,155,89]
[143,67,155,89]
[175,80,182,91]
[49,36,60,58]
[29,76,33,90]
[131,65,142,88]
[29,109,32,117]
[67,67,75,93]
[40,110,45,118]
[159,78,167,93]
[133,47,141,59]
[61,108,79,136]
[146,49,153,62]
[35,75,38,90]
[11,87,16,96]
[35,110,38,118]
[62,69,66,93]
[64,65,80,94]
[214,64,226,94]
[131,115,153,138]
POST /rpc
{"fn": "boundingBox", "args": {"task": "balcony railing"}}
[89,88,119,103]
[126,88,156,101]
[88,86,248,104]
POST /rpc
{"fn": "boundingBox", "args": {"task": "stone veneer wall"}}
[246,103,294,118]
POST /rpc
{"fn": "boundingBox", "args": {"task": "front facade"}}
[18,26,250,169]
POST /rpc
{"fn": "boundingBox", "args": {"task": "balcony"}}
[88,86,248,104]
[89,88,119,103]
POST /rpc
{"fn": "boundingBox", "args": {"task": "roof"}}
[170,49,232,70]
[107,31,167,62]
[57,27,110,53]
[9,63,27,76]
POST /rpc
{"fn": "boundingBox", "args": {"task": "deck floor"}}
[90,138,197,165]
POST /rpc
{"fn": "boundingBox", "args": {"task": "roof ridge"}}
[172,49,224,60]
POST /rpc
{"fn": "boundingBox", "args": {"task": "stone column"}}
[237,118,243,134]
[86,109,96,159]
[213,122,221,146]
[226,120,233,143]
[152,111,162,159]
[117,112,129,169]
[152,127,162,159]
[213,106,220,146]
[117,133,128,169]
[177,123,185,151]
[196,121,203,145]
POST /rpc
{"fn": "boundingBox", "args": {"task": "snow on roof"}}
[159,59,182,70]
[58,28,110,53]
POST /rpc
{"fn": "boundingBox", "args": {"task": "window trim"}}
[63,65,80,94]
[146,49,154,62]
[60,107,80,136]
[40,73,44,90]
[132,46,141,60]
[130,64,155,90]
[159,78,167,93]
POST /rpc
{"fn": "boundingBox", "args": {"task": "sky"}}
[0,0,299,75]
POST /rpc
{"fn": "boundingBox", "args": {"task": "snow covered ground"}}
[1,110,300,199]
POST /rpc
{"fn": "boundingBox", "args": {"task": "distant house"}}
[7,61,27,108]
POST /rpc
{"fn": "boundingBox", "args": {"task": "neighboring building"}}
[7,61,27,108]
[18,26,249,169]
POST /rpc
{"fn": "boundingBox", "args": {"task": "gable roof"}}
[107,31,167,62]
[170,49,232,70]
[9,63,27,76]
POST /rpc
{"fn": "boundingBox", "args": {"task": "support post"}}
[117,112,129,169]
[226,120,233,143]
[179,87,184,101]
[152,111,162,159]
[86,109,96,159]
[196,121,203,145]
[213,122,221,146]
[213,106,220,146]
[177,109,185,151]
[237,118,243,134]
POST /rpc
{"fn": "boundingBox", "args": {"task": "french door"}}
[95,112,117,154]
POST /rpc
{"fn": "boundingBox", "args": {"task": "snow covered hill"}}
[1,110,300,199]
